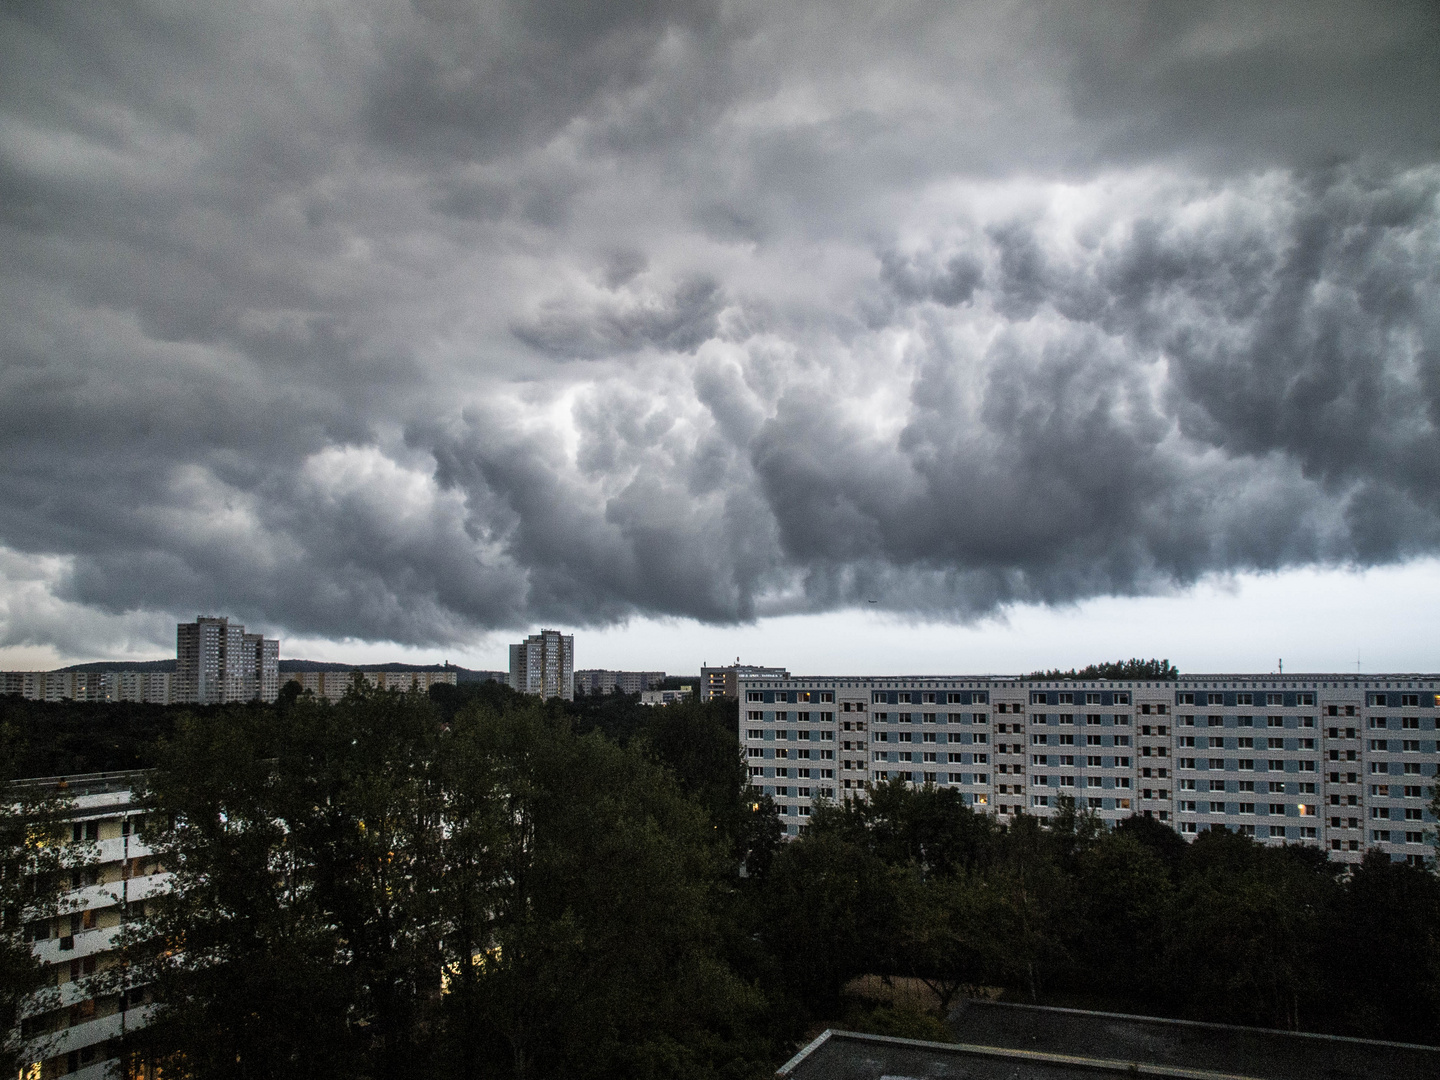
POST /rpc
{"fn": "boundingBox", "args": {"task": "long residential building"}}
[739,671,1440,865]
[283,668,457,701]
[14,771,164,1080]
[0,670,174,704]
[574,669,665,695]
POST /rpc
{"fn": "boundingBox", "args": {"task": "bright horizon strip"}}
[3,559,1438,678]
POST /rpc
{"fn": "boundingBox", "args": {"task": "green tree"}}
[1,730,94,1077]
[1165,828,1333,1030]
[127,686,773,1080]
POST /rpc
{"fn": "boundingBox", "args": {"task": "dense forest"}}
[3,685,1440,1079]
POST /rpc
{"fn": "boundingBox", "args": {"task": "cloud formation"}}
[1,1,1438,655]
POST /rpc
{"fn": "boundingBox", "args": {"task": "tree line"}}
[3,683,1440,1079]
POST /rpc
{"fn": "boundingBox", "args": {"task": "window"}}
[1266,693,1283,705]
[1298,693,1314,706]
[1058,713,1073,724]
[898,731,912,743]
[1237,693,1253,705]
[1402,717,1420,729]
[747,691,763,702]
[1401,694,1419,707]
[1032,733,1048,745]
[898,692,911,704]
[1086,693,1101,704]
[1270,825,1287,838]
[1209,715,1223,727]
[1059,693,1074,704]
[1114,693,1130,705]
[1087,734,1102,746]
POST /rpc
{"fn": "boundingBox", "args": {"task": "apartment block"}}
[508,630,574,701]
[738,672,1440,864]
[701,662,790,703]
[574,669,666,696]
[13,771,164,1079]
[1,671,174,704]
[640,687,694,706]
[283,669,458,702]
[175,616,279,705]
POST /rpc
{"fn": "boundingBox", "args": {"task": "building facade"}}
[14,770,163,1079]
[283,669,458,702]
[574,670,666,696]
[508,631,574,701]
[738,671,1440,864]
[175,617,280,705]
[701,662,790,703]
[0,671,174,704]
[640,687,693,706]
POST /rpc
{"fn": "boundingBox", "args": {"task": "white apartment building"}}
[175,617,279,705]
[283,669,458,702]
[14,771,165,1080]
[574,669,666,695]
[0,671,174,704]
[739,672,1439,865]
[508,630,574,701]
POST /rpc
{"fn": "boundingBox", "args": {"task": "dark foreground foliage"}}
[5,685,1440,1079]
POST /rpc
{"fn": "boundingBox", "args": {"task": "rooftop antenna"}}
[1278,659,1283,675]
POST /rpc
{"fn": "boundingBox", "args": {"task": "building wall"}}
[176,617,281,705]
[1,671,175,705]
[509,630,574,701]
[283,669,458,702]
[701,664,789,702]
[739,672,1440,864]
[574,670,665,695]
[14,771,163,1079]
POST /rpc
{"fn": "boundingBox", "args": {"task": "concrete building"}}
[509,630,574,701]
[12,770,164,1079]
[1,671,174,704]
[639,687,693,706]
[283,668,458,702]
[175,617,279,705]
[700,661,790,703]
[574,669,665,696]
[739,671,1439,863]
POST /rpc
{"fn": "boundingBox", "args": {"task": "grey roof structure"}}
[777,1004,1440,1080]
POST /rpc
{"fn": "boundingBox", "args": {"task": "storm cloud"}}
[1,1,1438,654]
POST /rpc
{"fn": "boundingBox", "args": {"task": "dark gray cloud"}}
[0,0,1438,656]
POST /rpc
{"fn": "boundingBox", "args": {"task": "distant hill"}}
[60,660,176,672]
[57,659,506,683]
[280,661,507,684]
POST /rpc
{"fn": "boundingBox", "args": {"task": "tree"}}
[442,701,771,1080]
[127,686,774,1080]
[1,730,94,1078]
[1164,829,1333,1030]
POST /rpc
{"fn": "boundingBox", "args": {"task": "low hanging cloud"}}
[0,1,1438,656]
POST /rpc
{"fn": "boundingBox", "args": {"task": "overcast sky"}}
[2,1,1439,675]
